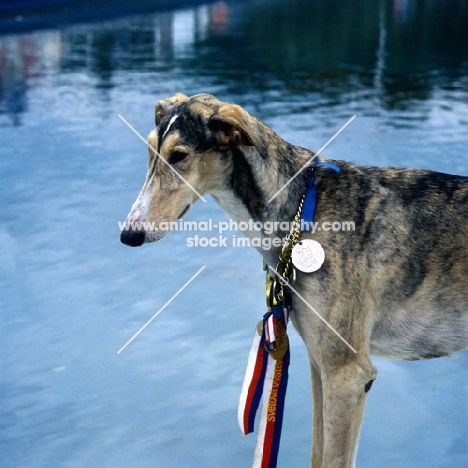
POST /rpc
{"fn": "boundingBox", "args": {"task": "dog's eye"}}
[168,150,188,165]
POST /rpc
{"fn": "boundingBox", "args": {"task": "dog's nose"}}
[120,227,146,247]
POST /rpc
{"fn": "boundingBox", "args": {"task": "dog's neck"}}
[211,130,315,264]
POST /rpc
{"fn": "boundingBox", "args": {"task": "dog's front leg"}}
[319,355,377,468]
[310,359,324,468]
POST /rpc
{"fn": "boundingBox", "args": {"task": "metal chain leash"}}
[265,192,305,306]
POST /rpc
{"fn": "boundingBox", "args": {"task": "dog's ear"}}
[155,93,188,126]
[208,104,268,159]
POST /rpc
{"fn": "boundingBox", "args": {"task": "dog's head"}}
[120,93,267,246]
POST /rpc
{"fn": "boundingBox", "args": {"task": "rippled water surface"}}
[1,1,468,467]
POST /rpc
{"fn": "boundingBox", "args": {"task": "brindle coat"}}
[121,93,468,468]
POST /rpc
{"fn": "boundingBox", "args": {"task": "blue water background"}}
[1,1,467,467]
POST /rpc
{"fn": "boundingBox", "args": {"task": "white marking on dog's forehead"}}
[161,114,179,141]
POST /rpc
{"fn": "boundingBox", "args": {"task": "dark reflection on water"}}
[1,1,467,468]
[1,0,468,124]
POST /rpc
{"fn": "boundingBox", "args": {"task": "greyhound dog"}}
[120,93,468,467]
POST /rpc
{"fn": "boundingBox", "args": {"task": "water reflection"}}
[0,0,467,126]
[0,37,32,125]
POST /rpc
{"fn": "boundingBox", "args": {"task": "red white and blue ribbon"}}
[238,325,268,435]
[238,305,290,468]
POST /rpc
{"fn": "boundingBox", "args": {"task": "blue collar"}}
[300,162,340,227]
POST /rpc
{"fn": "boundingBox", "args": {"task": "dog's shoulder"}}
[314,160,468,255]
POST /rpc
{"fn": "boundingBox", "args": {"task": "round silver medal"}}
[291,239,325,273]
